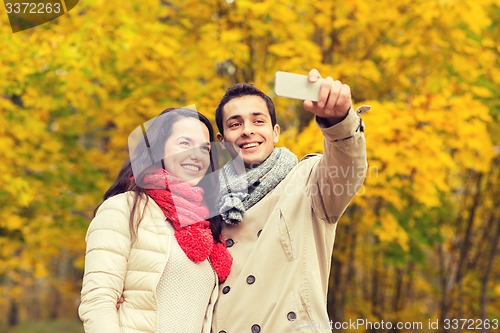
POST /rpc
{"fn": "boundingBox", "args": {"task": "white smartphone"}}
[274,71,323,102]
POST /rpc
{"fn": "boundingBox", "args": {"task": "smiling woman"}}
[162,117,211,185]
[78,108,232,333]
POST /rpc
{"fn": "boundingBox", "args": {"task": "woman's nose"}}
[189,150,200,160]
[189,147,205,160]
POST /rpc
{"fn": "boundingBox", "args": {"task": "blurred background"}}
[0,0,498,332]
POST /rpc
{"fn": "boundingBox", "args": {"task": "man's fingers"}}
[303,99,315,112]
[335,84,352,113]
[308,68,321,83]
[324,80,342,114]
[116,295,124,310]
[318,76,334,108]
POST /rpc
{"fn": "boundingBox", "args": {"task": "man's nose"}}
[241,123,255,136]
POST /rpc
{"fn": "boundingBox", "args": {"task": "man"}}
[212,69,367,333]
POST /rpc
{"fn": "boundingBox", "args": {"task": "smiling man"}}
[212,69,368,333]
[216,94,280,168]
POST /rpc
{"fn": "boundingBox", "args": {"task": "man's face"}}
[217,95,280,168]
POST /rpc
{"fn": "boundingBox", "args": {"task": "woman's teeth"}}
[182,164,201,171]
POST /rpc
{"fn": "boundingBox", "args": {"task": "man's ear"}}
[273,124,281,144]
[216,133,224,142]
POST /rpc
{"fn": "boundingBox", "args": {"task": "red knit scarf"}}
[142,169,232,282]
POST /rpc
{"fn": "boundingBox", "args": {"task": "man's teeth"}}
[182,165,201,171]
[241,143,259,149]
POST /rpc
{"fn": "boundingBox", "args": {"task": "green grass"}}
[0,320,83,333]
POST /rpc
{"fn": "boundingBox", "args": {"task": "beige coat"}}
[212,107,367,333]
[78,192,218,333]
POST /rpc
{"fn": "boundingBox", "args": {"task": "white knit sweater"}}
[156,224,216,333]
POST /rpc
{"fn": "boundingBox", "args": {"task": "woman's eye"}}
[201,146,211,152]
[179,141,190,146]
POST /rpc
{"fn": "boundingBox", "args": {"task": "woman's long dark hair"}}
[97,108,223,243]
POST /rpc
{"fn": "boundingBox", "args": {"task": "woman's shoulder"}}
[96,192,136,214]
[96,191,164,222]
[87,193,136,236]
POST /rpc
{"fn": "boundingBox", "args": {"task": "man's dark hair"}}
[215,83,277,135]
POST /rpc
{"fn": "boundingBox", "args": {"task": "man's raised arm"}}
[303,69,368,223]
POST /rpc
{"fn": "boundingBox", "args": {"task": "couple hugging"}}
[79,69,368,333]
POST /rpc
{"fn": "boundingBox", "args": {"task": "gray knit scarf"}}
[218,147,298,225]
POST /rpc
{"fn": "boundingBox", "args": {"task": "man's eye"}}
[229,123,240,128]
[255,119,265,124]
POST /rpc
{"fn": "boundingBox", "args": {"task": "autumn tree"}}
[0,0,497,330]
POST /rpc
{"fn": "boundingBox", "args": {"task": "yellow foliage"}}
[374,213,410,251]
[0,0,497,324]
[2,216,24,231]
[494,284,500,297]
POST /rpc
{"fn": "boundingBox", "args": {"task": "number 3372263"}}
[5,2,62,14]
[443,319,499,330]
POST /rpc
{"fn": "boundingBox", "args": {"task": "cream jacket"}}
[79,192,218,333]
[212,107,367,333]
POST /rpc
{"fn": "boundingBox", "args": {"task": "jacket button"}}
[287,311,297,321]
[222,286,230,294]
[251,324,261,333]
[257,229,262,237]
[246,275,256,284]
[226,238,234,247]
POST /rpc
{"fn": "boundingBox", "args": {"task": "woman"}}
[79,108,232,333]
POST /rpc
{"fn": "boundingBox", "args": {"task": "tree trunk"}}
[438,242,451,333]
[8,300,19,327]
[480,214,500,333]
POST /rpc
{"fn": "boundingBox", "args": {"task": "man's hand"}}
[116,295,124,310]
[303,68,352,126]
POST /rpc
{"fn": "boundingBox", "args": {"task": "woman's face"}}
[163,117,211,186]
